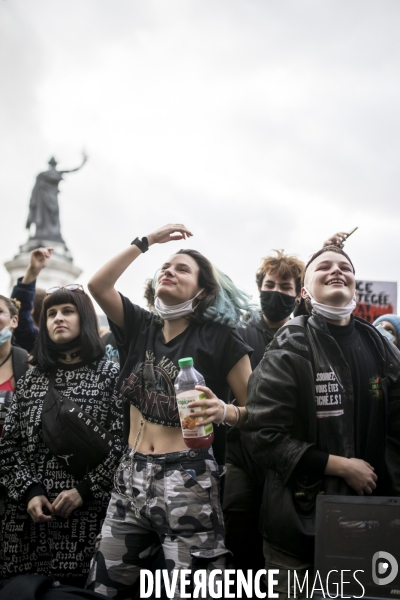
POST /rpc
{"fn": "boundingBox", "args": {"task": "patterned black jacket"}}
[0,359,123,504]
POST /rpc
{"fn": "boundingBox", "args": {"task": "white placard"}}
[354,280,397,323]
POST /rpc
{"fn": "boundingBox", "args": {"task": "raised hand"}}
[22,247,53,284]
[323,227,358,248]
[323,231,350,248]
[29,247,53,271]
[147,224,193,247]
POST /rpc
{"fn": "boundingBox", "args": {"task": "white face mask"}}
[0,326,12,346]
[303,287,357,321]
[154,289,204,321]
[375,324,396,344]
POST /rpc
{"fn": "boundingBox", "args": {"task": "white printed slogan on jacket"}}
[314,370,344,418]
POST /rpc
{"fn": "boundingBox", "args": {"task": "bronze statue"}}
[26,153,87,242]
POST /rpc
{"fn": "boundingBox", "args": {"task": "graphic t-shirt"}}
[295,317,387,488]
[327,317,387,490]
[109,293,252,465]
[102,331,120,364]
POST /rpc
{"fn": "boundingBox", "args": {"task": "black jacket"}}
[241,312,400,556]
[10,278,38,353]
[11,345,29,383]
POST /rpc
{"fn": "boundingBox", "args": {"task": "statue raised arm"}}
[59,151,88,175]
[26,152,87,243]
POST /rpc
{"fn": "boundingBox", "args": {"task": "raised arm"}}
[323,228,358,248]
[11,247,53,352]
[60,151,88,174]
[22,247,53,285]
[88,224,193,328]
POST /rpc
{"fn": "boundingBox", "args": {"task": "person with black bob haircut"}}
[30,285,105,368]
[0,284,123,587]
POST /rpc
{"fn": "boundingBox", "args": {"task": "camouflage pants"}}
[87,446,228,599]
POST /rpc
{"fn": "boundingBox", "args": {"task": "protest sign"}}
[354,280,397,323]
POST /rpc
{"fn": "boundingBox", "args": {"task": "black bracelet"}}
[131,236,149,253]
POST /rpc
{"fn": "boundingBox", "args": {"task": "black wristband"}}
[131,236,149,253]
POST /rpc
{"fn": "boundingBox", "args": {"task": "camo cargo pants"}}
[87,446,228,599]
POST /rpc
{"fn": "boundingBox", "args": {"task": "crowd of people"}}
[0,223,399,600]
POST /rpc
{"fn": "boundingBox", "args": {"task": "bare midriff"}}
[128,404,188,454]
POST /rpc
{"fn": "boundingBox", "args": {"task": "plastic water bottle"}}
[175,357,214,449]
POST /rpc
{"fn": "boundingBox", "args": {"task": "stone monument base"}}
[4,238,82,294]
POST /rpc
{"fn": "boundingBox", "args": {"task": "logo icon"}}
[372,552,398,586]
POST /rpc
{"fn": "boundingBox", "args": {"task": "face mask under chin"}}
[0,326,12,346]
[155,289,204,321]
[260,291,296,323]
[303,287,357,321]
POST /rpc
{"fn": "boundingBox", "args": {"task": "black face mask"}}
[260,291,296,323]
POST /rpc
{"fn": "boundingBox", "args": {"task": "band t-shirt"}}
[109,293,252,466]
[295,317,387,492]
[327,317,387,490]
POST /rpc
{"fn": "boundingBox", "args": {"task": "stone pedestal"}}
[4,238,82,294]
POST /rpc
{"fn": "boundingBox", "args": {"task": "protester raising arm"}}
[87,222,253,597]
[10,247,52,352]
[88,224,192,328]
[89,223,249,428]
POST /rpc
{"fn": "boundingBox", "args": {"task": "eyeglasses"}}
[46,284,84,295]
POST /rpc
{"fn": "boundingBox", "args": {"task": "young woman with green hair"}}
[87,223,253,598]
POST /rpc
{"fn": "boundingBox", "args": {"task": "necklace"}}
[58,350,81,362]
[0,349,12,368]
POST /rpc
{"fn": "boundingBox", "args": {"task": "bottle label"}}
[176,391,213,438]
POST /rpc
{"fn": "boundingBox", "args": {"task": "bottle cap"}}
[178,357,194,367]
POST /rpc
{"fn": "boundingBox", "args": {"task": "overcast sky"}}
[1,0,400,311]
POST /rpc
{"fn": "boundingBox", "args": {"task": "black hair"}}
[32,288,46,327]
[30,288,104,369]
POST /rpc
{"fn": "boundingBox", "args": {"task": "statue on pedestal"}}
[26,153,87,243]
